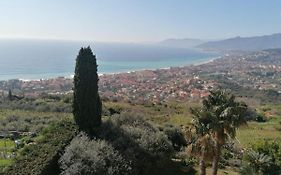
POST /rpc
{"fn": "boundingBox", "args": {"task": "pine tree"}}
[73,46,102,134]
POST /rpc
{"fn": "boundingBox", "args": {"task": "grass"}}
[0,108,72,172]
[0,108,70,120]
[205,167,239,175]
[0,159,13,172]
[105,101,281,148]
[104,101,194,127]
[0,139,16,172]
[237,104,281,147]
[237,121,281,147]
[0,159,12,166]
[150,160,195,175]
[0,140,15,148]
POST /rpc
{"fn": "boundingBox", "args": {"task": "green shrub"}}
[100,113,173,174]
[241,140,281,175]
[255,114,267,122]
[242,150,273,174]
[219,141,243,167]
[245,108,266,122]
[98,113,174,175]
[253,141,281,162]
[0,97,72,113]
[59,133,132,175]
[60,113,174,175]
[0,114,68,135]
[162,125,187,151]
[240,165,257,175]
[5,120,77,175]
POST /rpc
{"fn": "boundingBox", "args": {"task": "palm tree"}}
[187,133,215,175]
[188,109,216,175]
[191,90,247,175]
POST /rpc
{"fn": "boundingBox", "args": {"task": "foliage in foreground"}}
[60,114,175,175]
[5,120,77,175]
[240,140,281,175]
[60,133,131,175]
[241,150,272,175]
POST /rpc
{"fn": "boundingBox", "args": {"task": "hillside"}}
[198,33,281,51]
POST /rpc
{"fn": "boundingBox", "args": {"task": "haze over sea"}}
[0,39,217,81]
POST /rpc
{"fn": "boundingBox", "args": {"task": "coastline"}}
[1,55,221,82]
[95,55,220,78]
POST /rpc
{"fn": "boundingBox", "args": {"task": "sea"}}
[0,39,218,81]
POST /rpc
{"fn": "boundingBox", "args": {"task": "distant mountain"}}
[157,38,205,48]
[197,33,281,51]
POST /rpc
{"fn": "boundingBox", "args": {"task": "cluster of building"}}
[1,49,281,103]
[99,68,216,103]
[195,50,281,93]
[0,77,73,98]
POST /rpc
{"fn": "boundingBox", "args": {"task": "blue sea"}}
[0,39,217,80]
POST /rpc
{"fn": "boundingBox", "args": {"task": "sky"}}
[0,0,280,42]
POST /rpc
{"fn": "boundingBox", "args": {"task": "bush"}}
[0,113,68,135]
[162,125,187,151]
[255,114,267,122]
[5,120,77,175]
[60,133,132,175]
[250,140,281,175]
[244,108,267,122]
[60,113,174,175]
[0,97,72,113]
[240,165,257,175]
[242,150,273,174]
[99,113,174,175]
[220,141,243,167]
[241,140,281,175]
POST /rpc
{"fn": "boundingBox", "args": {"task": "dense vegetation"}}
[0,95,280,174]
[5,120,77,175]
[60,114,175,175]
[0,94,72,113]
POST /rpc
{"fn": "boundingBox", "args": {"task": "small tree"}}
[73,46,102,135]
[191,90,247,175]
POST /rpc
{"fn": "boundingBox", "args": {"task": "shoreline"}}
[1,55,221,82]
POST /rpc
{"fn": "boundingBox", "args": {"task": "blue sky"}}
[0,0,280,42]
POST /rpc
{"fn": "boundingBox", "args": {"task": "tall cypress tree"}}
[73,46,102,134]
[8,89,13,101]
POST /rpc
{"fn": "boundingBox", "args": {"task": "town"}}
[1,49,281,105]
